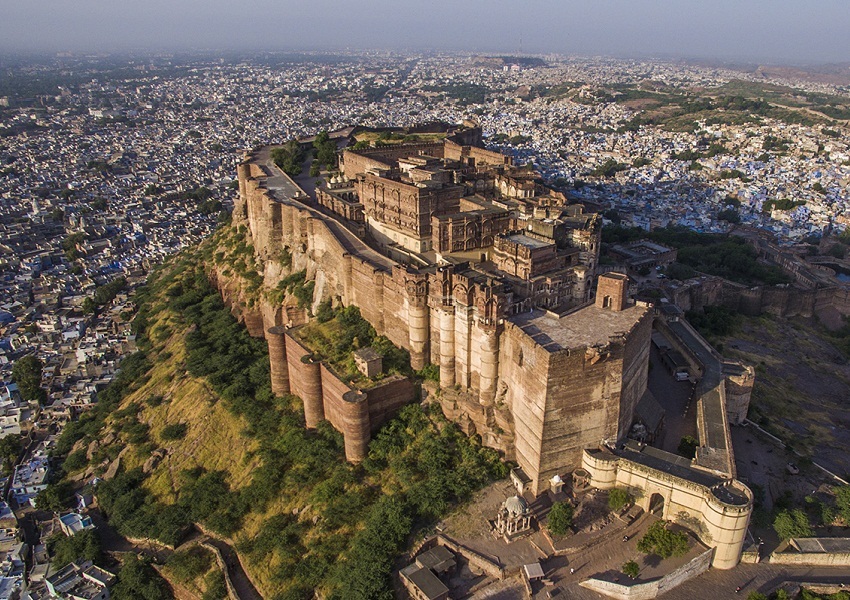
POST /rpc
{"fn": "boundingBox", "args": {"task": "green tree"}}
[636,521,689,559]
[112,555,174,600]
[166,546,213,583]
[0,435,21,475]
[717,208,741,224]
[608,488,633,512]
[36,482,74,511]
[271,140,305,177]
[161,423,188,441]
[12,354,46,404]
[677,435,699,459]
[548,502,574,536]
[62,449,89,473]
[773,509,814,540]
[622,559,640,579]
[82,297,97,315]
[47,529,102,569]
[746,593,768,600]
[202,571,227,600]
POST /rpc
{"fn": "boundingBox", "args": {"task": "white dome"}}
[504,495,529,516]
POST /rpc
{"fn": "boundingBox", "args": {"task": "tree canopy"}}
[548,502,574,536]
[773,509,814,540]
[271,140,305,176]
[636,521,689,559]
[12,354,46,404]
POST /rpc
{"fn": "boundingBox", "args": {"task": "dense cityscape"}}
[1,50,850,599]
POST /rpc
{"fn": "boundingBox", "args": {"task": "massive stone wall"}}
[671,275,850,321]
[341,143,446,180]
[281,331,415,462]
[580,548,713,599]
[234,151,647,493]
[498,304,652,496]
[582,449,752,569]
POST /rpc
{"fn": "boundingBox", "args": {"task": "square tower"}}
[596,272,629,311]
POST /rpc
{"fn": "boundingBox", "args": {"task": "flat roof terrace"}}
[509,303,648,352]
[505,234,551,249]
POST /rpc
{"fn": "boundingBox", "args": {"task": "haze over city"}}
[2,0,850,64]
[3,0,850,598]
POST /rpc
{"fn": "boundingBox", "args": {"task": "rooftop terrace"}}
[509,302,648,352]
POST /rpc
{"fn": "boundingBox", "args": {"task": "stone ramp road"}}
[254,146,396,272]
[204,536,263,600]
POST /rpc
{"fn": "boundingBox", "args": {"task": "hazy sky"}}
[1,0,848,64]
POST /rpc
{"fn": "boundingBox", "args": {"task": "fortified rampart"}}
[282,329,415,462]
[232,143,650,495]
[670,275,850,321]
[230,137,759,568]
[582,446,752,570]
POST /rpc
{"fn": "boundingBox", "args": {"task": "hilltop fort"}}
[229,124,754,569]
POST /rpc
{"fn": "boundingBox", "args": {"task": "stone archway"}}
[649,492,665,514]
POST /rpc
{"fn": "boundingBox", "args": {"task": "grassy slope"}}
[715,315,850,475]
[89,225,506,599]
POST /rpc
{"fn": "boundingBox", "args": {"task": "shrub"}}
[161,423,188,441]
[167,546,214,582]
[63,449,89,473]
[608,488,633,512]
[773,509,814,540]
[202,570,228,600]
[623,559,640,579]
[637,521,689,559]
[47,529,102,570]
[113,555,174,600]
[548,502,574,536]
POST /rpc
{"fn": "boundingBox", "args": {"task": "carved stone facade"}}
[431,209,511,254]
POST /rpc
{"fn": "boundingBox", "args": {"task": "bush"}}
[12,354,47,404]
[623,559,640,579]
[202,570,228,600]
[112,555,174,600]
[36,482,74,512]
[161,423,188,441]
[637,521,689,559]
[773,509,814,540]
[608,488,633,512]
[63,449,89,473]
[167,546,214,582]
[836,486,850,525]
[548,502,574,536]
[47,529,102,570]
